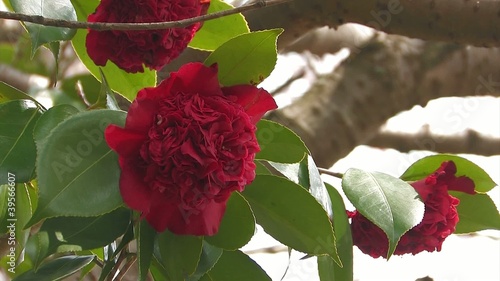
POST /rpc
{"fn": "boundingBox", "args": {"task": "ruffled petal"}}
[105,125,146,158]
[170,63,222,97]
[125,87,161,131]
[222,85,277,123]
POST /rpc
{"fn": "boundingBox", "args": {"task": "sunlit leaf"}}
[204,29,282,86]
[342,168,425,259]
[450,191,500,233]
[242,175,340,264]
[400,154,497,193]
[189,0,249,51]
[9,0,77,54]
[256,120,308,164]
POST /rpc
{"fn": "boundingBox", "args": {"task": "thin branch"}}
[317,168,344,179]
[0,0,290,31]
[367,128,500,156]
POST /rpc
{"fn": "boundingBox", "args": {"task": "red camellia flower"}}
[105,62,277,235]
[86,0,210,73]
[348,161,476,258]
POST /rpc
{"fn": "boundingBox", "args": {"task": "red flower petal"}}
[170,63,222,97]
[105,125,146,158]
[119,160,151,213]
[124,87,161,132]
[222,85,278,123]
[144,192,227,236]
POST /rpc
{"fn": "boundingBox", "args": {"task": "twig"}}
[0,0,291,31]
[317,168,344,179]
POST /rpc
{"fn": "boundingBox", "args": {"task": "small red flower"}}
[349,161,475,258]
[105,62,277,235]
[86,0,210,73]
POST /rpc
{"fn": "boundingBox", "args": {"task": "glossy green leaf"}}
[9,0,77,54]
[14,183,36,249]
[13,255,94,281]
[71,0,156,100]
[33,104,80,148]
[206,192,255,250]
[0,185,8,233]
[158,231,203,280]
[187,241,223,281]
[28,110,126,226]
[39,208,130,254]
[138,220,157,281]
[255,120,308,164]
[204,29,282,86]
[450,191,500,233]
[200,250,270,281]
[319,183,353,281]
[25,231,50,270]
[0,100,43,184]
[242,175,340,263]
[47,41,60,80]
[0,82,40,105]
[271,155,333,216]
[342,168,425,259]
[189,0,249,51]
[400,154,497,193]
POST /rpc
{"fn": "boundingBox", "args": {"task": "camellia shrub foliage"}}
[1,0,499,280]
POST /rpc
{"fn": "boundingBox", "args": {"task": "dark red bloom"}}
[349,161,475,258]
[105,62,277,235]
[86,0,210,73]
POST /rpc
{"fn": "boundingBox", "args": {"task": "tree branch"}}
[269,35,500,167]
[243,0,500,48]
[0,0,289,31]
[367,128,500,156]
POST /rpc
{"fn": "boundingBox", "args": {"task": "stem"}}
[0,0,291,31]
[317,168,343,179]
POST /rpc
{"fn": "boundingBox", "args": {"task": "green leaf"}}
[28,109,126,226]
[189,0,249,51]
[450,191,500,233]
[342,168,425,259]
[205,192,255,250]
[200,250,270,281]
[70,0,156,101]
[187,241,223,281]
[33,104,80,148]
[271,155,333,216]
[40,208,130,253]
[138,220,157,281]
[9,0,77,54]
[0,100,43,184]
[400,154,497,193]
[255,161,272,175]
[13,255,94,281]
[242,175,340,263]
[47,41,60,81]
[204,29,282,86]
[319,184,353,281]
[255,120,308,164]
[0,82,40,106]
[14,183,36,249]
[158,231,203,280]
[25,231,50,270]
